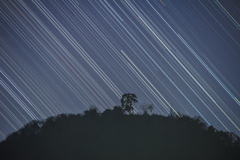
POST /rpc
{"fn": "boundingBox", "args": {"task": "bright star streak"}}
[1,0,239,141]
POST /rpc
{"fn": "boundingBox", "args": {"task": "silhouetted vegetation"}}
[1,93,240,160]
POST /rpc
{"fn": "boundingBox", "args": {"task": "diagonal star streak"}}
[0,0,240,141]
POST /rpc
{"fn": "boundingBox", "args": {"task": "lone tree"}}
[121,93,138,114]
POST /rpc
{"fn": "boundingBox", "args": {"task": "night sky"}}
[1,0,240,141]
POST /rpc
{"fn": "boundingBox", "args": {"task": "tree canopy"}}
[121,93,138,114]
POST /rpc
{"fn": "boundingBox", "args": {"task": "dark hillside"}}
[0,109,239,160]
[1,94,240,160]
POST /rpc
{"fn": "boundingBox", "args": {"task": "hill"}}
[0,106,240,160]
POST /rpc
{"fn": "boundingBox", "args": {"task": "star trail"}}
[1,0,240,141]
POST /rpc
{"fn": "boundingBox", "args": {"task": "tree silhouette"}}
[140,103,154,115]
[113,106,124,115]
[6,120,42,141]
[121,93,138,114]
[84,105,99,117]
[169,108,178,118]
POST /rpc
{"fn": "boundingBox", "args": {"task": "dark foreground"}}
[1,107,240,160]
